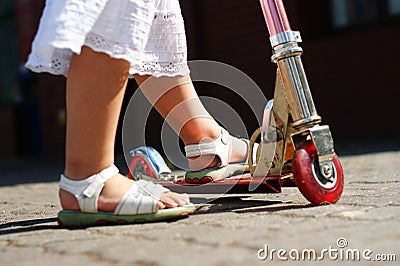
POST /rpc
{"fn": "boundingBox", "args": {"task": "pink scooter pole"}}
[259,0,318,124]
[259,0,291,36]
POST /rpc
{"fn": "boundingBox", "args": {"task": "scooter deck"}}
[154,173,291,194]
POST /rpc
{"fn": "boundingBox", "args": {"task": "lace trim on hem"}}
[25,63,190,79]
[25,63,66,77]
[128,67,190,78]
[25,42,190,78]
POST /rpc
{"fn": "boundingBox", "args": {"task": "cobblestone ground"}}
[0,150,399,265]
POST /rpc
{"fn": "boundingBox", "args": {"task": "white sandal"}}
[58,164,195,227]
[184,128,252,183]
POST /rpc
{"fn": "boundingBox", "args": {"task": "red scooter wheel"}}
[128,155,157,180]
[292,140,344,204]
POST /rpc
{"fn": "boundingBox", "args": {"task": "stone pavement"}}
[0,147,399,265]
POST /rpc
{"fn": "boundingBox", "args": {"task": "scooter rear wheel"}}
[292,140,344,204]
[128,155,157,180]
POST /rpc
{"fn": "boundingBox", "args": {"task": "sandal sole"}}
[58,204,196,228]
[185,163,248,184]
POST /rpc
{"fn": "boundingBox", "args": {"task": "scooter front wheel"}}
[292,140,344,204]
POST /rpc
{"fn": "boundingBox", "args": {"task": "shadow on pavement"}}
[0,217,59,236]
[191,195,315,215]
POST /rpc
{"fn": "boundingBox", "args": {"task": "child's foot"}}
[59,173,190,212]
[185,128,249,171]
[183,128,252,183]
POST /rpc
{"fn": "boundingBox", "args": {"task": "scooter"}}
[128,0,344,205]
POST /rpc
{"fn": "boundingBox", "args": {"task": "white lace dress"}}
[25,0,189,78]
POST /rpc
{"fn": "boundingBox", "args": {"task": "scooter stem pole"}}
[260,0,291,36]
[260,0,321,128]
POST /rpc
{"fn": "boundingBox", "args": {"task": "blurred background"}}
[1,0,400,162]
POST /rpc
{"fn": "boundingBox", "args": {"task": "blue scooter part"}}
[129,146,172,178]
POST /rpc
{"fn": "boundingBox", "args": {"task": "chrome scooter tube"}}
[274,48,322,128]
[260,0,321,129]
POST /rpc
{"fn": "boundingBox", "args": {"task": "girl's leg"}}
[135,74,220,145]
[135,74,248,169]
[59,47,189,211]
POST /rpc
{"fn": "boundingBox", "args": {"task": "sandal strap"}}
[59,164,119,213]
[136,179,170,198]
[114,180,170,215]
[184,128,231,159]
[184,128,249,170]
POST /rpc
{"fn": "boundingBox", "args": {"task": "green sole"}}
[185,163,248,183]
[58,204,196,228]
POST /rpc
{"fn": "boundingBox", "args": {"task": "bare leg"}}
[135,74,221,145]
[59,47,189,211]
